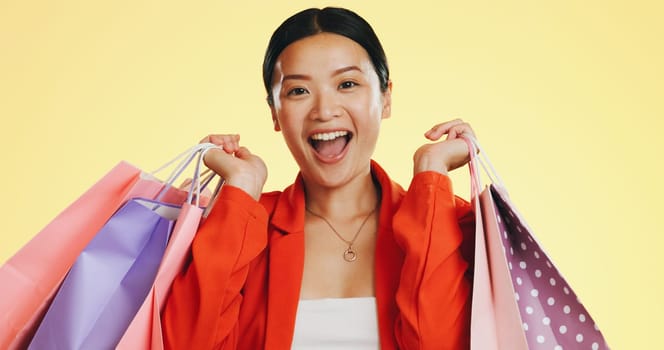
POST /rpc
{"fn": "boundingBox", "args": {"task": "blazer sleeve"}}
[161,185,269,350]
[392,171,473,350]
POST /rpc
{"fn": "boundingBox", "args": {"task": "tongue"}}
[315,137,347,158]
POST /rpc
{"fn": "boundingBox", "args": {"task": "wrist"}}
[226,174,264,201]
[413,153,449,176]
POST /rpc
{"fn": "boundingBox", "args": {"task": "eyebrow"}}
[282,65,363,82]
[333,65,362,76]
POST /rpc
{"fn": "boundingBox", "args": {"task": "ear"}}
[381,80,393,120]
[269,104,281,131]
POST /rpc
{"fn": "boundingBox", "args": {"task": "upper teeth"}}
[311,131,348,141]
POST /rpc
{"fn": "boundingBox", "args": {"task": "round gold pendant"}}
[343,247,357,262]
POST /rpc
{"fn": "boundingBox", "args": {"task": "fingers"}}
[425,119,476,141]
[199,134,251,172]
[202,144,257,174]
[416,119,478,175]
[234,146,253,160]
[425,119,463,140]
[200,134,241,153]
[202,147,232,173]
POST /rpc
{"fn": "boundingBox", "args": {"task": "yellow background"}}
[1,0,661,348]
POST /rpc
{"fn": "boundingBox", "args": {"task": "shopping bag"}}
[465,136,610,350]
[0,145,213,349]
[117,149,219,350]
[27,144,219,350]
[0,162,144,350]
[28,197,176,349]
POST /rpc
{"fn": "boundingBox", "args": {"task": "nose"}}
[310,89,342,121]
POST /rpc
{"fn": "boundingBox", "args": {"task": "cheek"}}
[279,128,306,160]
[276,104,305,131]
[276,110,307,148]
[350,93,384,121]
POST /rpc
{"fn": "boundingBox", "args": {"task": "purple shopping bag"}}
[117,149,219,350]
[28,198,178,349]
[488,184,609,349]
[465,136,610,350]
[27,144,219,349]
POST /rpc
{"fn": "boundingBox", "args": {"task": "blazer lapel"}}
[371,161,405,350]
[264,175,306,349]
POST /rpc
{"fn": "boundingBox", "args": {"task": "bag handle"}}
[150,143,221,207]
[152,143,214,190]
[464,137,482,199]
[188,145,221,207]
[151,144,205,180]
[461,135,506,196]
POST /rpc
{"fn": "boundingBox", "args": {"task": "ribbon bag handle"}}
[188,145,221,207]
[461,135,506,195]
[149,143,221,208]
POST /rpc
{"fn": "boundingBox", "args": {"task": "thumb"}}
[234,146,253,159]
[203,148,231,170]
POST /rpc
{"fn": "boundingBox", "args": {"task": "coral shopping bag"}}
[0,145,212,349]
[117,150,222,350]
[28,144,218,350]
[464,136,610,350]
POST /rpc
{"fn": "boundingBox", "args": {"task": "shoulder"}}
[370,160,406,209]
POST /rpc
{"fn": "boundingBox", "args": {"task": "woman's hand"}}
[200,134,267,201]
[413,119,476,176]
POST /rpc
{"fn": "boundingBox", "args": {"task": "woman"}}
[163,7,476,349]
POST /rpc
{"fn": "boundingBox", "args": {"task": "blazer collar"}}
[269,160,401,235]
[269,172,306,234]
[265,160,406,349]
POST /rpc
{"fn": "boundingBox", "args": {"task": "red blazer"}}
[162,161,474,349]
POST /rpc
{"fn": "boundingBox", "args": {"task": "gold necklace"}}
[305,206,377,262]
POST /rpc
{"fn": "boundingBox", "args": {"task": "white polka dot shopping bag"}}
[463,136,610,350]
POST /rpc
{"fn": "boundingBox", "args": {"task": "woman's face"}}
[269,32,391,189]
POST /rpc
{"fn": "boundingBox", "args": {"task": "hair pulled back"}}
[263,7,390,105]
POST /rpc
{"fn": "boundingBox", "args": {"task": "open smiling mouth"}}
[308,131,353,160]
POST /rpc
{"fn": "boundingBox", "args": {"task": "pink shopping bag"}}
[117,148,219,350]
[468,141,526,350]
[116,203,205,350]
[0,145,214,349]
[465,136,610,350]
[1,162,141,349]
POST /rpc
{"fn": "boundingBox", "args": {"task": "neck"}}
[302,167,379,220]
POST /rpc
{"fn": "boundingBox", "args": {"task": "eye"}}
[339,81,358,89]
[287,87,308,96]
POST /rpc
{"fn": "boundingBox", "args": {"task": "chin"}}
[303,160,371,189]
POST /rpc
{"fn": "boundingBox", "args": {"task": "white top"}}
[291,297,380,349]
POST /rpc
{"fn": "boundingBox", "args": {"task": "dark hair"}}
[263,7,390,105]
